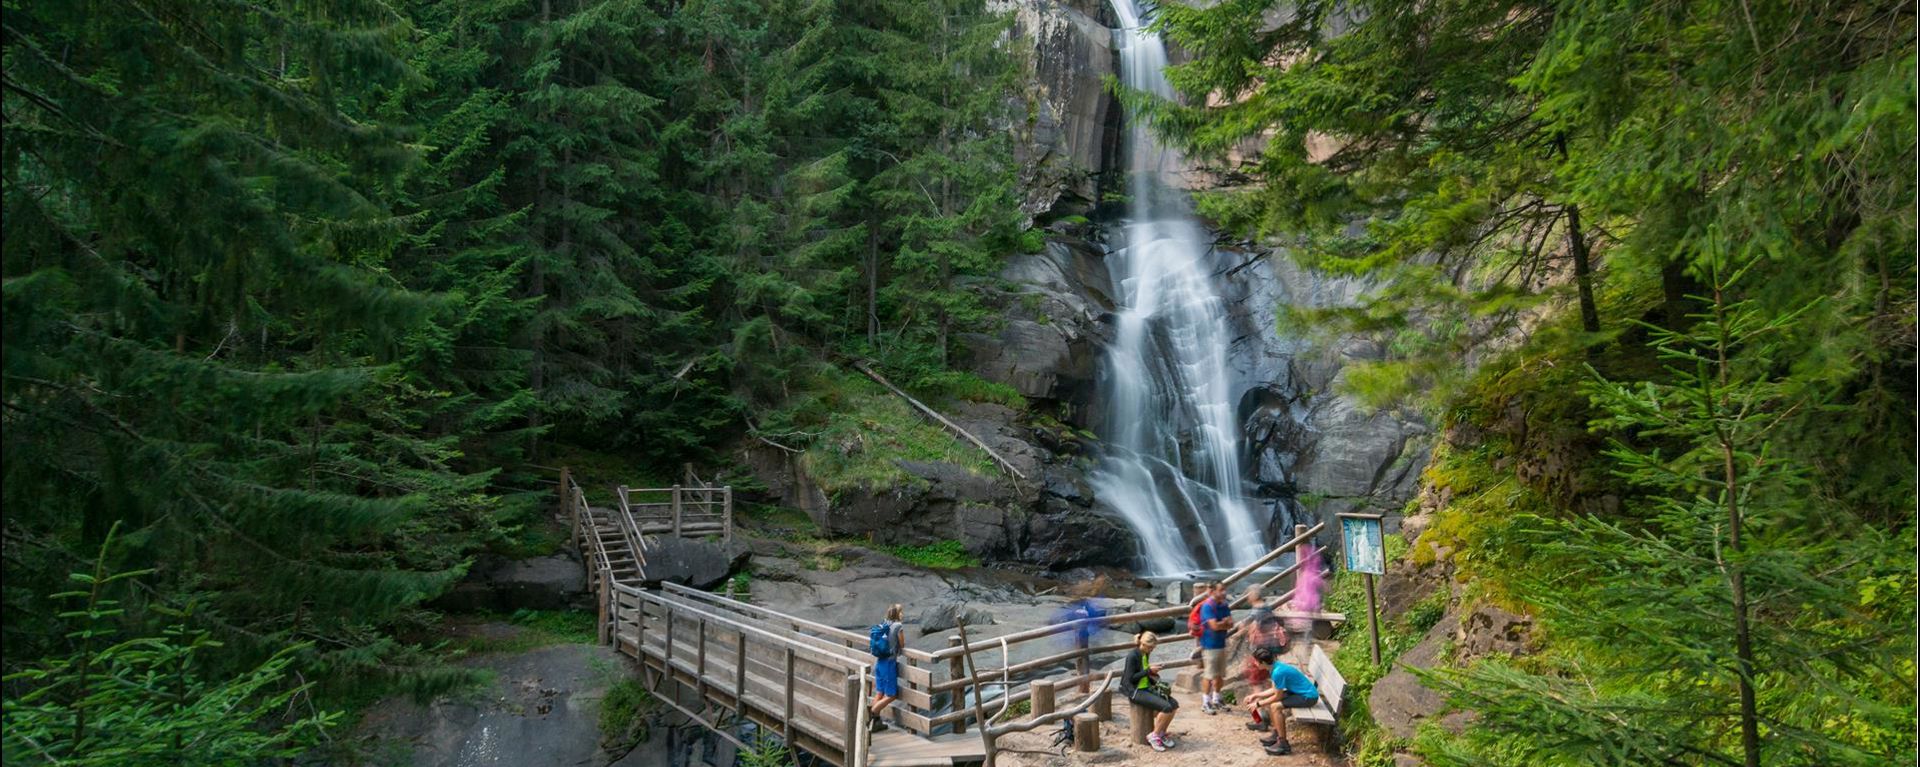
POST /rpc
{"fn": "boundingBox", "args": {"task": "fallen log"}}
[851,360,1027,480]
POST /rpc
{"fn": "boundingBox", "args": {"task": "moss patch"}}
[880,539,979,569]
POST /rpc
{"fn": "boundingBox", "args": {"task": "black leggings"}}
[1127,688,1179,713]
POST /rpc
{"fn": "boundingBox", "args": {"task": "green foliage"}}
[881,540,981,570]
[1419,274,1917,766]
[597,678,653,752]
[738,734,794,767]
[1,530,339,765]
[3,0,1035,730]
[770,369,994,495]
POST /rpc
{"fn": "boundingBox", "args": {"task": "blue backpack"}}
[869,622,895,659]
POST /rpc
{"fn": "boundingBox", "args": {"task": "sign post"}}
[1339,512,1386,664]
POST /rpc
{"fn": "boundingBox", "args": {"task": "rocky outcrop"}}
[1221,246,1433,533]
[1369,611,1472,740]
[356,644,636,766]
[634,537,750,591]
[960,238,1115,409]
[1000,0,1119,216]
[433,553,589,613]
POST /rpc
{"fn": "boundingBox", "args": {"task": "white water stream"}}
[1090,0,1269,575]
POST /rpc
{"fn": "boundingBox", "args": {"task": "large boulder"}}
[1369,612,1471,740]
[635,537,751,591]
[433,553,589,613]
[917,602,998,632]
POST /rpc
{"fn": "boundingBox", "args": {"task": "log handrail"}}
[663,582,943,664]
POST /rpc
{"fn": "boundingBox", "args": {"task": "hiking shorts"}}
[1202,648,1229,679]
[1280,692,1316,709]
[1127,688,1179,713]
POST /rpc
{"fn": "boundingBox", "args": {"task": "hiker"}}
[867,604,906,731]
[1230,584,1285,655]
[1241,645,1282,733]
[1199,581,1234,714]
[1186,579,1212,661]
[1234,586,1287,733]
[1122,631,1180,752]
[1257,647,1321,756]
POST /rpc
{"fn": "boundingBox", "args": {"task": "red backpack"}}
[1187,601,1207,637]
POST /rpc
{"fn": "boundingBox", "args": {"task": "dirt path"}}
[990,685,1345,767]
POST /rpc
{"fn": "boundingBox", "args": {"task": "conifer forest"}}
[2,0,1914,765]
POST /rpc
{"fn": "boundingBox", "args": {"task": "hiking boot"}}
[1147,733,1168,752]
[869,718,889,732]
[1245,720,1270,732]
[1201,700,1217,715]
[1263,740,1292,756]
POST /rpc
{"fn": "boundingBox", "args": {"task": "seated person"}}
[1256,647,1320,756]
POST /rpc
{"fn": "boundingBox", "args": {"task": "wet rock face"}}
[1219,248,1433,531]
[960,238,1115,410]
[1000,0,1120,216]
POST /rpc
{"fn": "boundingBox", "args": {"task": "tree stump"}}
[1128,702,1152,746]
[1091,687,1111,721]
[1031,680,1056,718]
[1073,713,1101,753]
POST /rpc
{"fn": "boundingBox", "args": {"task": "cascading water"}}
[1091,0,1270,575]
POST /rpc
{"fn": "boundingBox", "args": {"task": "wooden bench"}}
[1289,644,1346,727]
[1271,609,1348,639]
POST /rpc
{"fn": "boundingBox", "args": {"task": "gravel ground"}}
[990,684,1346,767]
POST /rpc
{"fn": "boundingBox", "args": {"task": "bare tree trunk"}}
[1553,136,1600,335]
[1710,280,1762,767]
[1565,202,1600,334]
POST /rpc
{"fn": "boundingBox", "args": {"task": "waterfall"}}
[1090,0,1270,576]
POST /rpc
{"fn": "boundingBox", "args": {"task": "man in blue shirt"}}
[1257,647,1320,756]
[1198,581,1234,713]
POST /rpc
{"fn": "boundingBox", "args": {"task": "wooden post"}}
[722,486,734,542]
[782,648,797,741]
[1073,712,1101,752]
[1128,700,1152,745]
[671,486,684,537]
[1076,630,1091,694]
[947,635,969,735]
[1091,685,1111,721]
[597,578,611,645]
[842,675,862,762]
[560,466,576,551]
[734,630,748,711]
[664,611,676,672]
[1366,573,1382,664]
[957,623,998,767]
[634,591,646,656]
[609,588,622,653]
[696,618,709,701]
[1030,679,1056,718]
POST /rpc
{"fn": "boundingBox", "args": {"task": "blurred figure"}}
[1285,543,1327,651]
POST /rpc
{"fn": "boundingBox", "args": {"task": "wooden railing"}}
[617,483,733,541]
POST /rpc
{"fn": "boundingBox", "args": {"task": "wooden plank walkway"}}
[560,467,1332,766]
[566,470,985,766]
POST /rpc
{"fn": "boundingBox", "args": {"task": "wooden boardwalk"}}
[561,468,1331,766]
